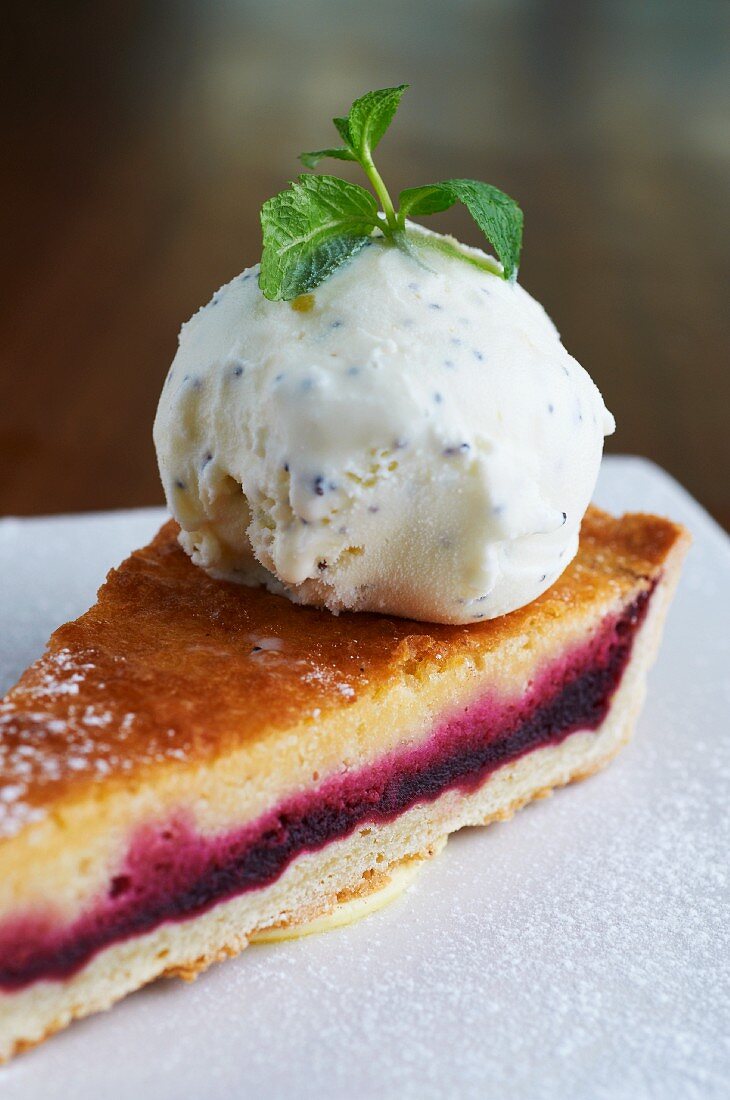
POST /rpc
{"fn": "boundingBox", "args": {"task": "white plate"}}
[1,456,728,1100]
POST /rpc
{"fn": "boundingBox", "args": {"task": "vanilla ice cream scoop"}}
[154,225,614,624]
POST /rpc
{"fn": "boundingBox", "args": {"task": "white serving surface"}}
[0,457,728,1099]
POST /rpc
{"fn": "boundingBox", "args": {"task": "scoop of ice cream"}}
[153,224,614,624]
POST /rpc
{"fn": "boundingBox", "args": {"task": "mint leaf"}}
[299,147,357,169]
[333,117,352,146]
[259,174,379,300]
[345,85,408,161]
[399,179,523,280]
[397,184,454,217]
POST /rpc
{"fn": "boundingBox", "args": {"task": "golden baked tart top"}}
[0,507,686,838]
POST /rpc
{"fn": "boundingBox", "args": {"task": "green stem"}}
[361,151,398,233]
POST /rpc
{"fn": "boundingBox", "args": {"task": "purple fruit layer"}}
[0,586,653,991]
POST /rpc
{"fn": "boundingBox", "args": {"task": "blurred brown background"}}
[2,0,729,524]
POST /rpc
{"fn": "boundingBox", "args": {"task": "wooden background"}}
[2,0,729,525]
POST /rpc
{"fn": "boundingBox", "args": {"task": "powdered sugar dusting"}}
[0,636,148,834]
[302,666,359,699]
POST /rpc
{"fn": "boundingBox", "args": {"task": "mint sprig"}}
[259,85,523,301]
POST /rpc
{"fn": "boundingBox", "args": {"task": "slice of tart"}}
[0,506,688,1060]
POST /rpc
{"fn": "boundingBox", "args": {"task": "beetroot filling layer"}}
[0,587,653,990]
